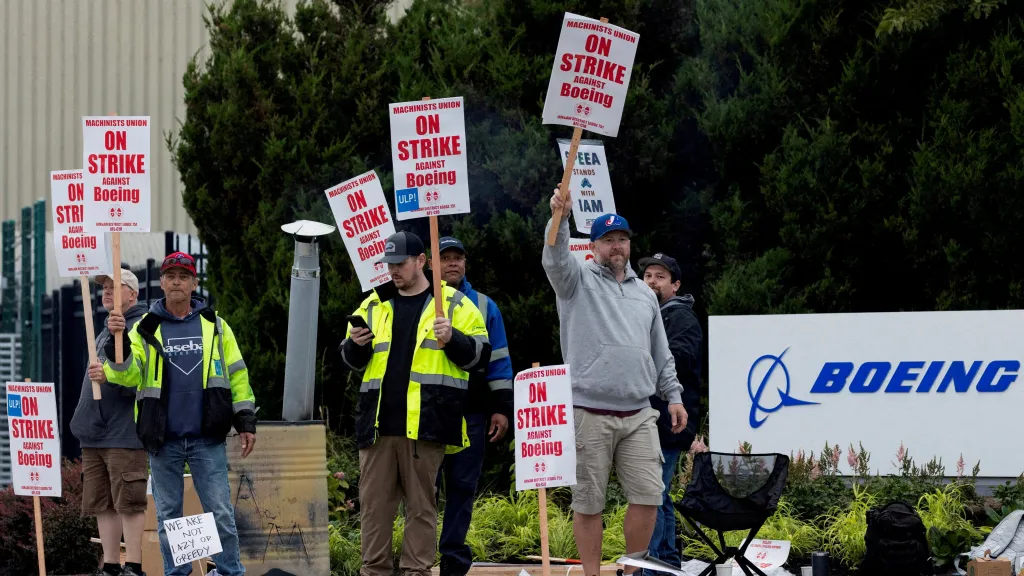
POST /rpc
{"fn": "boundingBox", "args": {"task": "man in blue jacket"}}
[434,236,514,576]
[638,252,702,576]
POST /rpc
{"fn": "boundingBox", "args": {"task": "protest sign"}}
[81,116,151,233]
[5,382,62,497]
[568,238,594,266]
[557,139,615,234]
[542,13,639,138]
[389,97,470,221]
[514,364,576,491]
[743,539,790,572]
[51,170,112,277]
[326,170,396,291]
[163,512,223,567]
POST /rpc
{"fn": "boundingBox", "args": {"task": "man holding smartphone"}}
[340,231,491,576]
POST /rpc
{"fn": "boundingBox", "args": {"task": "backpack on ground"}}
[860,500,933,575]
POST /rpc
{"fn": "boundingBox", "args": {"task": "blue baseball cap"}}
[589,213,632,242]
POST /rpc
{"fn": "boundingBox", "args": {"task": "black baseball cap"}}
[438,236,466,255]
[638,253,682,282]
[377,231,425,264]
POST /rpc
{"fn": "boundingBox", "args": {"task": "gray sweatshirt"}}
[69,302,148,449]
[542,217,683,411]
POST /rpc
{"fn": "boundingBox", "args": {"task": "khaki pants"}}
[360,436,446,576]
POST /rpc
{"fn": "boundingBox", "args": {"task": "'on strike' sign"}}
[514,365,576,491]
[389,97,470,220]
[82,116,152,233]
[325,170,397,292]
[51,170,113,278]
[542,13,640,137]
[5,382,62,497]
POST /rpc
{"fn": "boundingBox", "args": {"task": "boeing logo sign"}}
[748,347,1020,429]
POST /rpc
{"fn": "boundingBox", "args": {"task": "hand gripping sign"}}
[325,170,397,292]
[389,97,470,221]
[81,116,151,233]
[51,170,113,400]
[557,139,616,235]
[542,14,639,245]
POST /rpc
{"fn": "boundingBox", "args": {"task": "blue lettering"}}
[396,187,419,213]
[976,360,1019,392]
[915,361,944,393]
[885,361,924,393]
[937,360,981,393]
[849,362,891,393]
[810,362,852,393]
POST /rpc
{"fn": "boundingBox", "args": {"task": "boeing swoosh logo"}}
[748,347,819,429]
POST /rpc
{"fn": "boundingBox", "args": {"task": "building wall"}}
[0,0,415,235]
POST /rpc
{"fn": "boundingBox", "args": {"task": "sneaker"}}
[119,565,146,576]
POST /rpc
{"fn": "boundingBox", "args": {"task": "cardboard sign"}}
[50,170,113,277]
[569,238,594,266]
[82,116,152,232]
[514,364,576,491]
[542,13,639,137]
[163,512,223,567]
[558,139,616,234]
[5,382,62,497]
[389,97,470,220]
[326,170,396,291]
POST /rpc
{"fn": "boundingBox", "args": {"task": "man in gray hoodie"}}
[70,269,149,576]
[543,189,687,576]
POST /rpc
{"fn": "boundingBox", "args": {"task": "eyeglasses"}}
[163,255,195,267]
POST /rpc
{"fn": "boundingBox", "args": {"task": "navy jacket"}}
[650,294,702,451]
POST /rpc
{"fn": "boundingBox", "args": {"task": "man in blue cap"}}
[433,235,514,576]
[542,189,688,576]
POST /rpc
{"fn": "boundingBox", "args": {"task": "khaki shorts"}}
[81,448,149,516]
[571,407,664,515]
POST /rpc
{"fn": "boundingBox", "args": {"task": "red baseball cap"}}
[161,251,197,276]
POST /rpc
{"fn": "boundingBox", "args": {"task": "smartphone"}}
[346,314,370,331]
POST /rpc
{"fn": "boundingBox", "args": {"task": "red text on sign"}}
[87,154,147,174]
[521,440,563,457]
[56,204,84,225]
[105,130,128,150]
[62,235,97,250]
[396,136,462,161]
[343,205,390,239]
[406,170,457,188]
[516,404,568,429]
[17,451,53,468]
[10,418,55,439]
[529,382,547,403]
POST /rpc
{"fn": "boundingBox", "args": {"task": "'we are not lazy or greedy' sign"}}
[325,170,397,292]
[5,382,62,497]
[557,139,616,235]
[51,169,113,278]
[542,13,640,137]
[163,512,223,567]
[389,97,470,220]
[514,365,577,491]
[81,116,152,233]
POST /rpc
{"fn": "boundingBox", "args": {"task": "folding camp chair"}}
[674,452,790,576]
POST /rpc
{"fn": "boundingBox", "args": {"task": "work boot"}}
[93,565,121,576]
[119,564,146,576]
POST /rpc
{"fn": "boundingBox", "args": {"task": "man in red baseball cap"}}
[91,250,257,576]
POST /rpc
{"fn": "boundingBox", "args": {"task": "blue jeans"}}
[150,437,245,576]
[645,447,682,576]
[436,412,488,574]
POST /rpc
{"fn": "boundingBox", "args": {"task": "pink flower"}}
[810,459,821,480]
[346,499,355,510]
[896,442,906,463]
[957,454,965,479]
[333,471,345,480]
[832,444,841,468]
[847,444,858,469]
[690,436,708,454]
[796,449,805,463]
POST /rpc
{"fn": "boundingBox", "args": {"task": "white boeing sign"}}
[710,310,1024,477]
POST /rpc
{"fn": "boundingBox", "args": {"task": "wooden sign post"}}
[423,97,446,325]
[534,360,552,576]
[81,281,101,399]
[24,377,47,576]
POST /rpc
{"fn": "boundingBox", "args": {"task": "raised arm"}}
[541,187,583,299]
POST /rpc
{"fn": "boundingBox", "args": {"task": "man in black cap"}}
[340,231,491,576]
[637,252,702,576]
[434,236,514,576]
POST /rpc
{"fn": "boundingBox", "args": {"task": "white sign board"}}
[742,539,790,572]
[514,364,576,490]
[326,170,396,291]
[5,382,62,497]
[82,116,152,232]
[50,170,113,277]
[542,13,639,137]
[558,139,615,235]
[389,97,469,220]
[163,512,223,567]
[569,238,594,266]
[710,310,1024,476]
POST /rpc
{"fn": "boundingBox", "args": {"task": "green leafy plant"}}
[329,523,361,576]
[818,485,876,567]
[927,525,982,571]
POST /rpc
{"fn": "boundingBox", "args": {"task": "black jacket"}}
[650,294,703,451]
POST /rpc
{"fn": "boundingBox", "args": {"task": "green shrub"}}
[818,485,875,567]
[329,523,361,576]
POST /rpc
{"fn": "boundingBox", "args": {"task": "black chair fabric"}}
[677,452,789,532]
